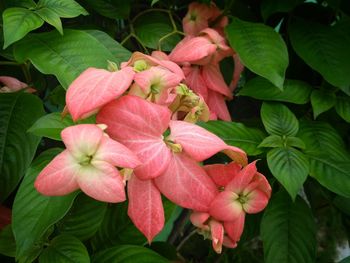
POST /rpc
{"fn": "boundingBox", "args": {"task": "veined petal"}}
[243,189,269,214]
[169,120,227,161]
[128,175,164,243]
[209,220,224,254]
[204,162,241,188]
[201,64,232,98]
[209,191,243,221]
[66,67,134,121]
[0,76,27,92]
[224,212,245,242]
[222,236,237,249]
[155,153,218,211]
[226,161,258,193]
[76,161,126,203]
[34,150,80,196]
[206,89,231,121]
[229,54,244,92]
[183,66,208,100]
[190,211,210,229]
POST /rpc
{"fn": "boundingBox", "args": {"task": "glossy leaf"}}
[12,149,79,260]
[258,135,283,148]
[285,137,306,149]
[35,7,63,34]
[0,92,44,202]
[82,0,130,19]
[267,147,309,200]
[261,191,317,263]
[92,245,169,263]
[0,225,16,257]
[335,96,350,123]
[226,18,289,89]
[310,90,336,119]
[261,102,299,137]
[239,77,312,104]
[37,0,88,18]
[289,18,350,89]
[199,121,266,156]
[261,0,303,20]
[39,235,89,263]
[14,30,125,89]
[3,7,43,48]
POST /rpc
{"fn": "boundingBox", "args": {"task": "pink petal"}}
[201,64,231,98]
[93,136,141,169]
[190,211,210,229]
[226,161,258,193]
[243,172,272,199]
[61,124,104,160]
[76,160,126,203]
[209,191,243,221]
[206,90,231,121]
[169,120,227,161]
[183,66,208,100]
[127,175,164,243]
[224,212,245,242]
[229,54,244,92]
[151,51,169,60]
[243,189,269,214]
[222,236,237,249]
[182,2,211,35]
[66,67,134,121]
[209,220,224,254]
[34,150,80,196]
[0,76,27,92]
[204,162,241,188]
[155,153,218,211]
[222,145,248,167]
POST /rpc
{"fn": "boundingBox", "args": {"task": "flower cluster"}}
[34,2,270,253]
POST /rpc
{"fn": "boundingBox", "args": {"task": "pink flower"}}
[34,124,140,203]
[0,76,35,93]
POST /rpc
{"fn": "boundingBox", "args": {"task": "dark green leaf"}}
[339,256,350,263]
[261,102,299,136]
[258,135,283,148]
[0,92,44,202]
[82,0,129,19]
[333,195,350,216]
[310,90,336,119]
[39,235,89,263]
[12,149,79,260]
[267,147,309,200]
[285,137,305,149]
[37,0,88,18]
[57,193,107,241]
[261,0,303,20]
[3,7,43,48]
[35,7,63,34]
[289,18,350,89]
[92,245,169,263]
[335,96,350,123]
[0,225,16,257]
[226,18,289,89]
[239,77,312,104]
[14,30,124,89]
[261,191,317,263]
[199,121,266,156]
[134,11,181,51]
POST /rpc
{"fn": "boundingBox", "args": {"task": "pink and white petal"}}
[226,161,258,193]
[76,161,126,203]
[34,150,80,196]
[128,174,164,243]
[209,191,243,221]
[183,66,208,100]
[93,136,141,169]
[204,162,241,188]
[243,189,269,214]
[222,145,248,167]
[169,120,227,161]
[0,76,27,92]
[151,51,169,60]
[66,67,134,121]
[224,212,245,242]
[209,220,224,254]
[61,124,104,159]
[206,90,231,121]
[229,54,244,92]
[201,64,232,98]
[155,153,218,211]
[222,236,237,249]
[190,211,210,229]
[158,60,185,80]
[254,172,272,199]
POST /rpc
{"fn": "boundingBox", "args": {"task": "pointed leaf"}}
[335,96,350,123]
[310,90,336,119]
[285,137,305,149]
[37,0,88,18]
[261,191,317,263]
[82,0,130,19]
[35,7,63,35]
[226,18,289,89]
[267,147,309,200]
[0,92,44,202]
[258,135,283,148]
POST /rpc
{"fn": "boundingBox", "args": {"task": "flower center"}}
[237,194,249,205]
[79,154,93,166]
[164,138,182,153]
[133,59,148,72]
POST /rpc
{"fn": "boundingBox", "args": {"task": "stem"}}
[168,209,190,244]
[176,229,198,252]
[0,61,20,66]
[158,30,184,51]
[121,33,132,46]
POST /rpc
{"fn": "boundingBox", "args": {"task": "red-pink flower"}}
[34,124,140,203]
[182,2,212,35]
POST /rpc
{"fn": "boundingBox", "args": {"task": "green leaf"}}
[5,0,37,8]
[154,199,180,242]
[37,0,88,18]
[261,102,299,136]
[258,135,283,148]
[339,257,350,263]
[39,235,90,263]
[239,77,312,104]
[226,18,289,89]
[14,30,125,89]
[285,137,305,149]
[0,225,16,257]
[267,147,309,200]
[92,245,169,263]
[35,7,63,34]
[82,0,130,19]
[91,202,146,250]
[333,195,350,216]
[12,149,79,260]
[289,18,350,89]
[310,90,336,119]
[3,7,43,48]
[261,0,303,21]
[134,11,181,52]
[57,193,107,241]
[199,121,266,156]
[0,92,44,202]
[261,191,317,263]
[335,96,350,123]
